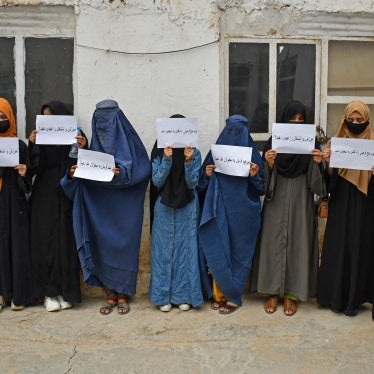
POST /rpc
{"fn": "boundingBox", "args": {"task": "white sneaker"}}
[159,303,172,312]
[178,304,190,311]
[11,300,25,311]
[0,296,5,312]
[44,297,61,312]
[57,295,72,310]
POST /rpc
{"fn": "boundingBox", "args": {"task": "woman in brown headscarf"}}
[0,98,32,311]
[318,101,374,318]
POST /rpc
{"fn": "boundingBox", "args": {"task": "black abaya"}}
[318,171,374,315]
[0,140,33,306]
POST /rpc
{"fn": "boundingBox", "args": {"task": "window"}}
[0,6,75,138]
[0,38,16,114]
[325,40,374,137]
[25,38,74,137]
[228,41,317,148]
[229,39,374,144]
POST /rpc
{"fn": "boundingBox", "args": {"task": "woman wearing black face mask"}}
[318,101,374,319]
[0,98,32,312]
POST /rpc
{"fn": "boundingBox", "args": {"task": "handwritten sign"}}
[0,138,19,166]
[272,123,315,154]
[330,137,374,171]
[36,115,77,145]
[211,144,252,177]
[156,117,198,148]
[74,149,115,182]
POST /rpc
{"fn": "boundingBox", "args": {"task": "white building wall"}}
[1,0,373,295]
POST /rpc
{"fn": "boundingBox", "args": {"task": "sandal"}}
[210,298,227,310]
[117,295,130,315]
[284,298,297,316]
[218,302,239,315]
[99,296,117,315]
[264,296,279,314]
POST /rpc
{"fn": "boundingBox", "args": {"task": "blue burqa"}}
[198,115,264,306]
[61,100,151,295]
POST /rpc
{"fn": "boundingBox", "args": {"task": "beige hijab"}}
[327,101,374,195]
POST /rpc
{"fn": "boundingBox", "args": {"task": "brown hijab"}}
[327,101,374,195]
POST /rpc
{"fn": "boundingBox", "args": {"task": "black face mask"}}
[0,119,10,133]
[344,119,369,134]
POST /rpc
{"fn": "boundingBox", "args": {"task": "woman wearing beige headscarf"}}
[317,101,374,318]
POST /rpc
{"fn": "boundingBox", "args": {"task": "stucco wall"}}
[1,0,373,297]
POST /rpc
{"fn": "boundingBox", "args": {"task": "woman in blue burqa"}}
[198,114,264,314]
[61,100,151,315]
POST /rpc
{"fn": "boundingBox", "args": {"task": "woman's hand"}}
[184,146,194,162]
[264,149,277,169]
[205,164,216,177]
[28,130,37,144]
[164,146,173,159]
[14,164,27,177]
[311,149,323,164]
[113,167,120,176]
[69,165,78,178]
[249,162,259,177]
[76,135,87,149]
[322,149,331,164]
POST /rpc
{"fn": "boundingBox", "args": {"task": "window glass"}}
[327,103,374,137]
[0,38,16,113]
[276,44,316,124]
[328,41,374,96]
[25,38,74,137]
[229,43,269,133]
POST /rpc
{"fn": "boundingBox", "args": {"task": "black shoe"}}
[344,309,358,317]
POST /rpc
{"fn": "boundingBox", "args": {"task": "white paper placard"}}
[272,122,315,154]
[156,117,198,148]
[211,144,252,177]
[36,115,77,145]
[0,137,19,166]
[74,149,115,182]
[330,137,374,171]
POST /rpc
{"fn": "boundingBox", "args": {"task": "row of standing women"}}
[0,98,373,320]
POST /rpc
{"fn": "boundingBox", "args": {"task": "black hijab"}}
[41,100,72,115]
[150,114,194,228]
[263,100,317,178]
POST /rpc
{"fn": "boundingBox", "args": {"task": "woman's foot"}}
[99,297,118,315]
[284,298,297,316]
[44,297,61,312]
[159,303,172,312]
[117,295,130,315]
[210,298,227,310]
[57,296,72,310]
[218,301,239,315]
[264,296,279,314]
